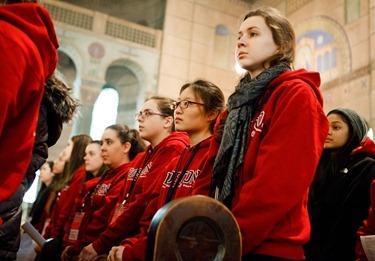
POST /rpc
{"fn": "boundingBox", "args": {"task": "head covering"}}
[328,108,367,144]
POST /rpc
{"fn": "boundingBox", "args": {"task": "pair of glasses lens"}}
[170,100,204,110]
[134,110,165,119]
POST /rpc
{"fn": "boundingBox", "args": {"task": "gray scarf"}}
[212,62,290,207]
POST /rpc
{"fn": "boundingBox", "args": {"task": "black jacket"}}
[305,138,375,261]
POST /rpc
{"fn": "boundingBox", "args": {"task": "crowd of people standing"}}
[1,1,375,261]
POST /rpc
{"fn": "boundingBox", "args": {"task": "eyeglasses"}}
[134,109,166,120]
[170,100,204,110]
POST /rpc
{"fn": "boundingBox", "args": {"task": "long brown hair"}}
[64,134,92,183]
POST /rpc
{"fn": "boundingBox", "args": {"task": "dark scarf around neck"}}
[212,62,290,207]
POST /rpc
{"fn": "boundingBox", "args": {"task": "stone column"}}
[370,1,375,133]
[72,79,105,136]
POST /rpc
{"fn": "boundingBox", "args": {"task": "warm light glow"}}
[235,61,246,75]
[368,128,374,140]
[90,87,119,140]
[23,170,40,203]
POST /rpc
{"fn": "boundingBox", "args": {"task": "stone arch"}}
[50,48,81,158]
[57,44,84,95]
[295,15,351,80]
[57,51,77,93]
[104,59,147,128]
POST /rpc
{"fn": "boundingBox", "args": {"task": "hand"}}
[61,246,72,261]
[79,244,98,261]
[107,246,124,261]
[34,244,41,254]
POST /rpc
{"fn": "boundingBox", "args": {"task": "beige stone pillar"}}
[73,79,105,136]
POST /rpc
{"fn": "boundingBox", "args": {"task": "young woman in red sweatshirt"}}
[78,96,189,261]
[60,125,146,260]
[37,135,92,260]
[62,140,108,245]
[210,6,327,261]
[43,134,93,241]
[106,79,225,261]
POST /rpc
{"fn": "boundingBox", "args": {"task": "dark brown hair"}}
[61,134,92,186]
[105,124,146,160]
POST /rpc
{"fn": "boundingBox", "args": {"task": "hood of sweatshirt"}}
[269,68,323,106]
[353,137,375,157]
[151,132,190,151]
[0,3,59,79]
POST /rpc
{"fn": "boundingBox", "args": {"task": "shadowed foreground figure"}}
[0,0,61,259]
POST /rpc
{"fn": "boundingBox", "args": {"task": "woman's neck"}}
[109,156,130,170]
[149,131,170,148]
[188,129,211,147]
[44,180,52,187]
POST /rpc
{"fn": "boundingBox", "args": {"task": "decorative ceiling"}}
[58,0,166,29]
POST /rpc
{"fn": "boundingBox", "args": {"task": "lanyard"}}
[121,149,154,205]
[164,144,200,204]
[80,171,108,212]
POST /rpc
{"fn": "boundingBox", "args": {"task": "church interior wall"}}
[45,0,375,160]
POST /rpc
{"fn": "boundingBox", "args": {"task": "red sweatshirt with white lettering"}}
[120,136,212,260]
[65,162,132,256]
[91,132,189,254]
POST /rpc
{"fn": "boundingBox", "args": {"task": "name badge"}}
[68,212,85,242]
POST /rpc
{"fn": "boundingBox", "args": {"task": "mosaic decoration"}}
[295,15,351,82]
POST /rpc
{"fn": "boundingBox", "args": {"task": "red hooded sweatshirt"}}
[91,132,189,254]
[66,162,134,256]
[120,136,212,260]
[0,3,58,202]
[228,69,328,259]
[44,166,86,239]
[62,176,102,246]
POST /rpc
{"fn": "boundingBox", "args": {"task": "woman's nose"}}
[237,37,245,47]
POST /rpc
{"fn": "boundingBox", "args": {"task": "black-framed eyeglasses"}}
[170,100,205,110]
[134,109,166,120]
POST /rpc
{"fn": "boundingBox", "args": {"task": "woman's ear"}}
[207,110,220,123]
[123,141,131,154]
[164,116,174,129]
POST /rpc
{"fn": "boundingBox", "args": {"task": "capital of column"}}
[79,79,106,105]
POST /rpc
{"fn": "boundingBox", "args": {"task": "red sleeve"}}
[91,174,160,254]
[51,167,86,238]
[114,175,165,259]
[122,235,148,261]
[119,197,158,261]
